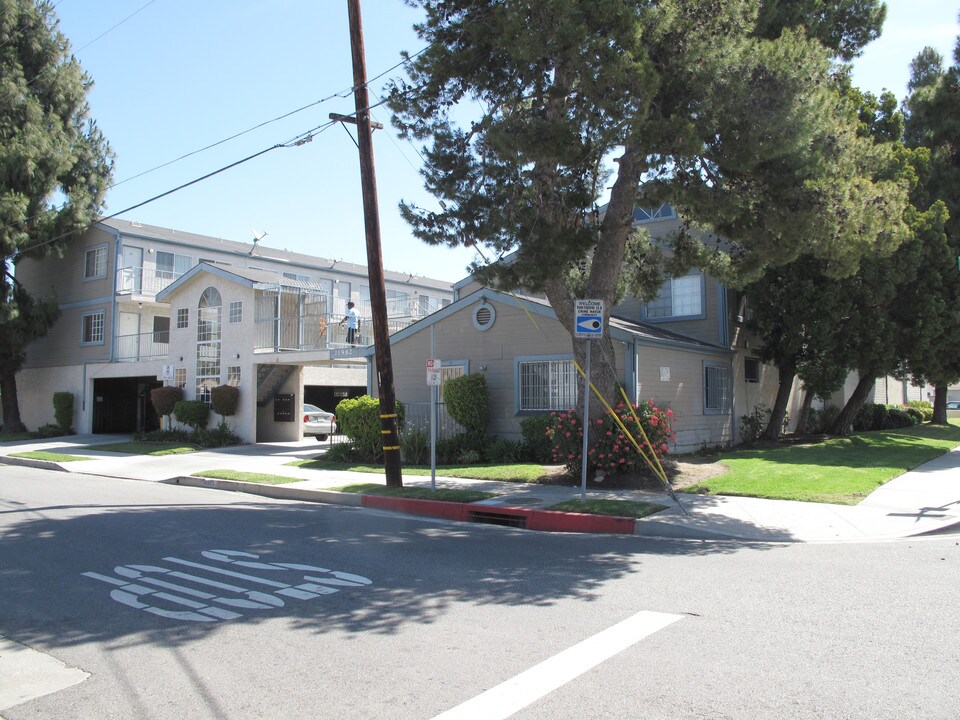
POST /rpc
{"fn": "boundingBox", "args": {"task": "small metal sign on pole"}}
[427,345,440,492]
[574,299,604,501]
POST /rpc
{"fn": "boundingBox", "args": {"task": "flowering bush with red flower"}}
[545,400,674,477]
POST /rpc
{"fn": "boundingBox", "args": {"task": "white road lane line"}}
[431,610,682,720]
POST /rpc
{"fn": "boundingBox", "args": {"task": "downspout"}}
[82,233,121,429]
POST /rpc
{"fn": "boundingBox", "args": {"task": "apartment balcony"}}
[255,313,416,355]
[114,331,170,361]
[115,267,183,298]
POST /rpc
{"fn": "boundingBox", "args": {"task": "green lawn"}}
[683,421,960,504]
[84,441,199,456]
[330,483,496,503]
[547,498,666,518]
[8,450,92,462]
[192,470,301,485]
[289,459,548,483]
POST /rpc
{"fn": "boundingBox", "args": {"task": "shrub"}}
[442,373,489,433]
[400,426,429,465]
[191,422,243,447]
[324,441,364,463]
[884,405,917,429]
[485,438,523,464]
[36,423,65,438]
[907,400,933,422]
[335,395,405,461]
[173,400,210,431]
[739,405,768,445]
[134,428,191,443]
[151,386,183,418]
[520,414,554,463]
[853,403,883,432]
[547,400,674,476]
[806,405,839,434]
[52,391,74,433]
[210,385,240,419]
[435,431,486,465]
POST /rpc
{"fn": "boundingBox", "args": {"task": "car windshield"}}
[304,404,321,413]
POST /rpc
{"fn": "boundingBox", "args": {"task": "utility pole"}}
[346,0,402,487]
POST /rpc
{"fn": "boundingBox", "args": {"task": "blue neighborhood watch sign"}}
[574,299,604,338]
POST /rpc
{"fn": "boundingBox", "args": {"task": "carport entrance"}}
[92,377,162,434]
[304,385,365,415]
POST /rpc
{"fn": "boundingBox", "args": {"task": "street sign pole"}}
[430,325,437,492]
[573,299,604,503]
[581,340,591,502]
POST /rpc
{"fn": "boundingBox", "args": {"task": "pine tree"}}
[0,0,113,432]
[389,0,904,418]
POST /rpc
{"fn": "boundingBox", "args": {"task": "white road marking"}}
[431,610,682,720]
[83,550,373,622]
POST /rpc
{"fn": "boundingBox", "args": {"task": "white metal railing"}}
[114,330,169,361]
[254,312,415,353]
[115,267,185,296]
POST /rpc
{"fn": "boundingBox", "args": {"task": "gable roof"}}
[155,262,331,301]
[359,288,730,358]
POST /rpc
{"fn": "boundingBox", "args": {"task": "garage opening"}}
[92,377,163,434]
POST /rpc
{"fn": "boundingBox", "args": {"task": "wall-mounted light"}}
[479,364,488,372]
[234,353,240,359]
[178,356,183,362]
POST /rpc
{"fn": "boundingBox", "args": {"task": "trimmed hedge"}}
[173,400,210,430]
[53,391,74,433]
[151,386,183,417]
[211,385,240,418]
[520,414,554,463]
[443,373,489,433]
[335,395,405,461]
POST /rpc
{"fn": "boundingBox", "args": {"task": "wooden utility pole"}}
[346,0,402,487]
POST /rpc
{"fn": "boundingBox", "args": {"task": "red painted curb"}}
[358,495,636,534]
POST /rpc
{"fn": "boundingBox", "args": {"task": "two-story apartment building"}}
[13,218,453,441]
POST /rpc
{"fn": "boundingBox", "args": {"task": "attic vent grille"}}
[472,303,496,331]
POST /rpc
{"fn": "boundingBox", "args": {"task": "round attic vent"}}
[472,302,496,331]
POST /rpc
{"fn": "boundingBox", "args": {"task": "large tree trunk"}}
[793,386,815,435]
[828,374,876,435]
[762,365,795,440]
[0,370,27,434]
[932,384,949,424]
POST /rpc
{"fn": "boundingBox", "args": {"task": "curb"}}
[0,456,67,473]
[174,475,637,534]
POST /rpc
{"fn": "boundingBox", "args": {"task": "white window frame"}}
[83,244,108,280]
[81,310,105,345]
[744,357,761,384]
[229,301,242,324]
[704,361,732,415]
[176,307,189,329]
[515,354,578,414]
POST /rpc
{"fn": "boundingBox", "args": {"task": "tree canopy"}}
[389,0,905,408]
[1,0,113,431]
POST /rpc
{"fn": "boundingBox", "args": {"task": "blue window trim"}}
[642,272,706,323]
[703,360,732,415]
[80,309,106,346]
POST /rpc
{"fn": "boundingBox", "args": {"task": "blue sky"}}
[53,1,960,284]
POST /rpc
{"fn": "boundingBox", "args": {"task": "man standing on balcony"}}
[340,301,360,345]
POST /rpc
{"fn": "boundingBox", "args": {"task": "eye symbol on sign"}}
[576,317,602,331]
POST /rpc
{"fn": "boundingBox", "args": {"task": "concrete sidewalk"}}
[2,434,959,542]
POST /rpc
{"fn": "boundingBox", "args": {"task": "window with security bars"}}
[518,359,578,412]
[704,362,731,414]
[647,274,702,319]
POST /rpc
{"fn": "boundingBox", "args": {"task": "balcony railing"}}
[254,313,415,353]
[115,267,184,296]
[115,331,170,361]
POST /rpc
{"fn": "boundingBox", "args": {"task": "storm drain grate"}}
[468,509,527,528]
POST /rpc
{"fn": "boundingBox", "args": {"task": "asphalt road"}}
[2,466,958,719]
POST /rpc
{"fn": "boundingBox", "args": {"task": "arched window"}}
[196,287,222,404]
